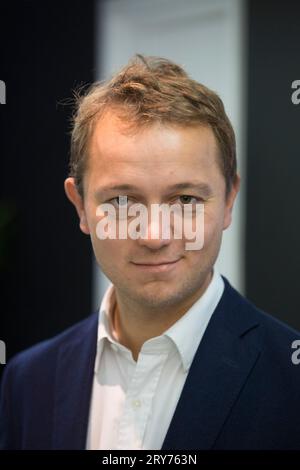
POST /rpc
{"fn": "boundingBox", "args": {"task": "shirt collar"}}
[94,283,117,373]
[95,268,224,373]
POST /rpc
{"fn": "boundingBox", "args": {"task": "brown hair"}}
[69,54,237,198]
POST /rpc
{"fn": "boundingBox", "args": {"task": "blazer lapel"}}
[162,279,263,450]
[52,313,98,449]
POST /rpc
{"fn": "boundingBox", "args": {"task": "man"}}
[1,55,300,450]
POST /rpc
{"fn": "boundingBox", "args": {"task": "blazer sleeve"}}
[0,361,17,449]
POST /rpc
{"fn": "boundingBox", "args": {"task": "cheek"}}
[199,208,224,251]
[184,216,223,269]
[91,237,121,262]
[90,234,131,275]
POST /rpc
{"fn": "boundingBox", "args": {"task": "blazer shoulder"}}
[2,311,99,382]
[222,276,300,343]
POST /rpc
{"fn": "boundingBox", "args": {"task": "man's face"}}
[65,110,239,312]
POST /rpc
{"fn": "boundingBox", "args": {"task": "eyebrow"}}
[166,182,213,196]
[95,182,213,199]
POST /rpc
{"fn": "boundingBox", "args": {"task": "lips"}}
[131,258,182,273]
[132,259,180,266]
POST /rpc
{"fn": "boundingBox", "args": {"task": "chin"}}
[133,283,186,308]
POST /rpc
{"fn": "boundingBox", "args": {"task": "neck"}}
[111,271,212,361]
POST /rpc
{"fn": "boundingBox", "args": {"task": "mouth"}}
[131,258,182,273]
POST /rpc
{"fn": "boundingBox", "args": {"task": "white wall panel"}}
[93,0,246,308]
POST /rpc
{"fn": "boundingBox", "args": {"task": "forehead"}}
[86,110,224,192]
[90,111,217,160]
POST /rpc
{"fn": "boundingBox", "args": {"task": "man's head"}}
[65,54,240,313]
[68,54,237,200]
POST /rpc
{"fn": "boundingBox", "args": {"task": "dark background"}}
[0,1,95,367]
[0,0,299,372]
[246,0,300,331]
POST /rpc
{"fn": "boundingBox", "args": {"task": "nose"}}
[136,210,172,250]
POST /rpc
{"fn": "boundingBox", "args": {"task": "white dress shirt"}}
[86,268,224,450]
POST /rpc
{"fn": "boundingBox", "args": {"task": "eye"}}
[109,195,130,207]
[178,195,200,205]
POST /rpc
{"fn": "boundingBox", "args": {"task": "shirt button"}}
[132,399,141,408]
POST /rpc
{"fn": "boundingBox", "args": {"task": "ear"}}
[223,174,240,230]
[64,177,90,235]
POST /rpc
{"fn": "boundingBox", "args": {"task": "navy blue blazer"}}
[1,277,300,450]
